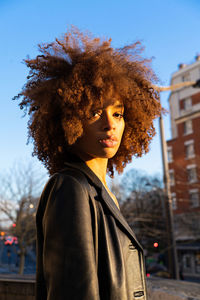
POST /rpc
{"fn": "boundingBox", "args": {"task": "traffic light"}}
[153,242,159,248]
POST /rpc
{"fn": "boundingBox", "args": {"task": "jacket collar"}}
[64,160,143,251]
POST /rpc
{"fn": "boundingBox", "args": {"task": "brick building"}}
[167,55,200,281]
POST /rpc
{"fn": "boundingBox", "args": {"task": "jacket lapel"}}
[64,161,143,251]
[100,186,143,250]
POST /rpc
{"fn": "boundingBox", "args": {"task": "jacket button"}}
[129,243,135,250]
[133,291,144,297]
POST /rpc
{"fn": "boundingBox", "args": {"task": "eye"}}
[114,112,124,119]
[90,110,102,118]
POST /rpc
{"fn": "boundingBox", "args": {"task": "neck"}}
[85,158,108,186]
[67,151,120,208]
[69,148,108,185]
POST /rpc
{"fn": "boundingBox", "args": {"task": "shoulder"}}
[37,169,91,218]
[40,168,91,206]
[46,169,89,196]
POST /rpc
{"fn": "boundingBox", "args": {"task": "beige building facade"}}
[167,56,200,281]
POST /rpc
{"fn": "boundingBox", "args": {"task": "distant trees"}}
[0,161,47,274]
[111,169,168,253]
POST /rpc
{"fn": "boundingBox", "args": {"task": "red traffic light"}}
[153,242,159,248]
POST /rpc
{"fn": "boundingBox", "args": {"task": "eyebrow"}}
[92,103,124,110]
[113,104,124,108]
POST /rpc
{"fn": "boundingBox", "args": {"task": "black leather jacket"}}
[36,160,147,300]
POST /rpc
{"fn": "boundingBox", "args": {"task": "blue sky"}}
[1,0,200,179]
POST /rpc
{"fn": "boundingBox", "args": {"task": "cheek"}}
[80,129,97,146]
[119,121,125,138]
[83,123,99,138]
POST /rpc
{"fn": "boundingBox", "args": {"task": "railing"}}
[0,275,35,300]
[0,275,199,300]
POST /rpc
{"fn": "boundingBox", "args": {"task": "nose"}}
[101,112,115,131]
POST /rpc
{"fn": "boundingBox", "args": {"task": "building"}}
[167,55,200,281]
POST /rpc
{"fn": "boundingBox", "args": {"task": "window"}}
[171,192,177,210]
[183,97,192,110]
[182,72,190,82]
[185,256,192,268]
[185,140,195,159]
[183,120,193,135]
[187,165,197,183]
[185,144,194,158]
[169,170,175,186]
[195,252,200,274]
[167,147,173,163]
[189,189,199,207]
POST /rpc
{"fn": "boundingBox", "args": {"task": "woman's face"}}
[74,98,125,161]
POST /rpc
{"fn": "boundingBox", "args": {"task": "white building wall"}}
[168,59,200,138]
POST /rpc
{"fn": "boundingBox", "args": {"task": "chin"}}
[100,148,118,159]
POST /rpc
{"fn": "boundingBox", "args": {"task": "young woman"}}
[15,28,161,300]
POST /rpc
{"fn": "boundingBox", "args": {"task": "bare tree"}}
[0,161,47,274]
[111,170,167,252]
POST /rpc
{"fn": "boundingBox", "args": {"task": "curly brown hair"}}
[14,27,161,177]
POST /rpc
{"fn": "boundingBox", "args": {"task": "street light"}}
[153,78,200,92]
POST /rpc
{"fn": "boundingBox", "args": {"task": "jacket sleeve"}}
[37,173,100,300]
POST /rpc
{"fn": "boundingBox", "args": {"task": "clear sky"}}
[1,0,200,179]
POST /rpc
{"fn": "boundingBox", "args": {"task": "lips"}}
[99,136,118,148]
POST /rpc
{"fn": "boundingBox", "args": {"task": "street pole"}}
[159,114,179,280]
